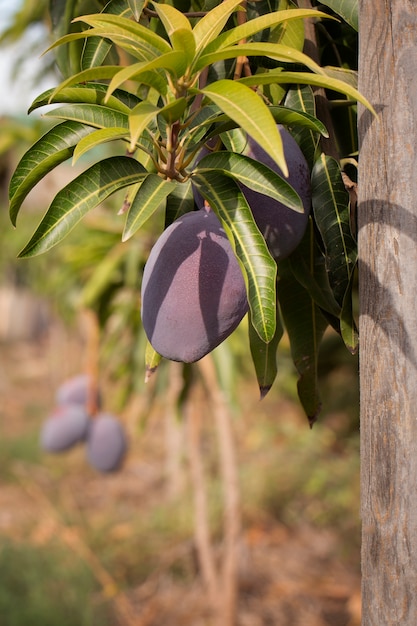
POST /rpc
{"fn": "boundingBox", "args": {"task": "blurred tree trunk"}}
[358,1,417,624]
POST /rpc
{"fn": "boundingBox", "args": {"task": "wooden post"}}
[358,2,417,624]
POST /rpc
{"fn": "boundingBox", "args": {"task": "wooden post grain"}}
[358,2,417,623]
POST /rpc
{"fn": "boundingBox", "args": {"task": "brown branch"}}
[198,355,241,626]
[185,385,220,611]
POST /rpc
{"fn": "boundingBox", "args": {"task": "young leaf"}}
[201,80,288,176]
[240,70,377,116]
[18,157,148,257]
[29,84,140,115]
[105,52,189,99]
[311,154,356,306]
[72,14,172,54]
[9,121,95,225]
[122,175,176,241]
[195,42,327,75]
[191,172,277,343]
[72,127,129,164]
[203,8,333,54]
[192,0,243,54]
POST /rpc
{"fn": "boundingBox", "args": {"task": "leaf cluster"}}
[8,0,368,421]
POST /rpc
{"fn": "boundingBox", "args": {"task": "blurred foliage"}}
[0,539,112,626]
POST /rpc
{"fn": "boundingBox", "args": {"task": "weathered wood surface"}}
[358,2,417,624]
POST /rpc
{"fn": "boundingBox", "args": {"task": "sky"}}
[0,1,57,116]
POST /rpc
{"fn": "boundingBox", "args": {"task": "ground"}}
[0,316,361,626]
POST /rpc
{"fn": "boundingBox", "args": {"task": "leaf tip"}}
[259,385,272,400]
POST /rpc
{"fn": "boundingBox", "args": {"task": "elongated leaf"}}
[106,52,186,99]
[170,29,196,65]
[72,127,129,164]
[81,0,132,68]
[193,151,303,211]
[284,85,320,169]
[128,0,144,21]
[48,66,122,100]
[319,0,358,31]
[128,102,161,152]
[191,172,277,343]
[288,219,341,318]
[340,264,358,353]
[29,84,140,115]
[44,28,162,64]
[311,154,356,306]
[18,157,148,257]
[152,2,192,36]
[192,0,243,54]
[9,121,95,225]
[195,42,326,75]
[122,175,176,241]
[72,14,172,53]
[239,70,377,115]
[81,36,113,70]
[278,262,328,425]
[201,80,288,176]
[270,105,328,136]
[249,303,283,399]
[164,179,194,226]
[203,8,333,54]
[45,103,129,130]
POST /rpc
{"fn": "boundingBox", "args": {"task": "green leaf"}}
[72,127,129,164]
[203,8,332,54]
[127,0,145,21]
[44,103,129,130]
[72,13,172,54]
[81,35,113,70]
[192,0,243,54]
[128,102,161,152]
[288,219,341,319]
[105,51,188,99]
[311,154,356,306]
[270,105,328,136]
[340,266,358,353]
[278,262,328,425]
[192,151,303,212]
[239,70,377,115]
[48,66,123,101]
[29,84,140,115]
[284,85,320,169]
[319,0,358,31]
[195,42,326,75]
[164,179,194,225]
[191,172,277,343]
[18,157,148,257]
[122,175,176,241]
[201,80,288,176]
[9,121,95,225]
[249,304,283,399]
[158,98,187,125]
[152,2,192,36]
